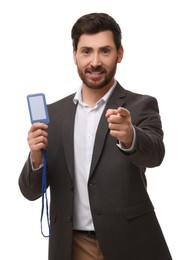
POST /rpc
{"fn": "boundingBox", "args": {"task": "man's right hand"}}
[27,123,48,168]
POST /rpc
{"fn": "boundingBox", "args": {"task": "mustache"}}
[85,66,106,73]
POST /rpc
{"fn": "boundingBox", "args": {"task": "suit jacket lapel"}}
[62,95,76,180]
[89,83,126,177]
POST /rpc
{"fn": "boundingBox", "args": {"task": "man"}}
[19,12,172,260]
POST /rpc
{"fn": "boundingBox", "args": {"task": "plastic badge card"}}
[27,93,49,124]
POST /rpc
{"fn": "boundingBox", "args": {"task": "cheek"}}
[76,58,90,70]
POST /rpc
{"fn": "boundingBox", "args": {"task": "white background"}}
[0,0,182,259]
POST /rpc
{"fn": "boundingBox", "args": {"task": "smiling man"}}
[19,12,172,260]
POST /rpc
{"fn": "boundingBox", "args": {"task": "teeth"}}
[91,71,101,74]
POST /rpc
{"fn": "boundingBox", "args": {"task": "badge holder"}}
[27,93,52,237]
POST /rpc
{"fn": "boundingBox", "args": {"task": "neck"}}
[82,80,115,107]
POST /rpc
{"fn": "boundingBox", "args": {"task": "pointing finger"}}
[117,107,130,117]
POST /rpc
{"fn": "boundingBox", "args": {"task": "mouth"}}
[86,72,104,81]
[85,68,106,80]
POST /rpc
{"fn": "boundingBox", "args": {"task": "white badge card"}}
[27,93,50,124]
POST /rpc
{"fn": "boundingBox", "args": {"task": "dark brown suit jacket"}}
[19,82,172,259]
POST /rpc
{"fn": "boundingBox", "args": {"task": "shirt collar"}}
[73,81,117,106]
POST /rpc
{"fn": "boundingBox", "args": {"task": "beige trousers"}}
[72,232,105,260]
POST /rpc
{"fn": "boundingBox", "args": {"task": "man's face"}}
[73,31,123,90]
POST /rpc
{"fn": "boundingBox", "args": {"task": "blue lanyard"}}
[40,149,52,237]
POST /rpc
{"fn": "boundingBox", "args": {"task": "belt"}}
[73,230,96,238]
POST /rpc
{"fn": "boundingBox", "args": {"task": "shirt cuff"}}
[30,154,44,171]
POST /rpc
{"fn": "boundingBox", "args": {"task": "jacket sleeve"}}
[18,154,43,201]
[122,95,165,168]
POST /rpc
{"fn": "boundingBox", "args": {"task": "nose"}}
[90,53,102,67]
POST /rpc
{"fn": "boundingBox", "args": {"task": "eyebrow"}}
[80,45,112,50]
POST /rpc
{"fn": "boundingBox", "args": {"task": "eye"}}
[101,47,110,55]
[81,48,91,56]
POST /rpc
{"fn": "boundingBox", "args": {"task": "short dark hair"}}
[71,13,122,51]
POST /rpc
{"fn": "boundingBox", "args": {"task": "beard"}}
[76,62,118,90]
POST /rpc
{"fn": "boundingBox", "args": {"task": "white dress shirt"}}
[72,83,117,230]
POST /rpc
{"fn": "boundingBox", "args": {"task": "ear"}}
[73,51,77,64]
[117,45,124,63]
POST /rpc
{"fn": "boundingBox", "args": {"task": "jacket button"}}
[95,212,101,217]
[89,182,96,187]
[67,216,73,222]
